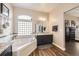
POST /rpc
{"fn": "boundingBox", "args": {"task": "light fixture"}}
[39,17,46,21]
[17,15,32,20]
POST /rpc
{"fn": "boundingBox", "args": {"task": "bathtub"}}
[12,37,37,56]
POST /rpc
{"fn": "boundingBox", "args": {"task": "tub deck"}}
[12,38,37,56]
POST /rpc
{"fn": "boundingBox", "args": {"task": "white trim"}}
[53,43,65,51]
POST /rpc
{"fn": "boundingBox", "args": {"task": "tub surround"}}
[0,34,14,56]
[12,37,37,56]
[0,37,37,56]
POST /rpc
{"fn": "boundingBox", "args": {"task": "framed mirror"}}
[35,23,46,33]
[1,3,9,17]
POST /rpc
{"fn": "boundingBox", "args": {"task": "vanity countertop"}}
[0,43,11,54]
[33,32,53,35]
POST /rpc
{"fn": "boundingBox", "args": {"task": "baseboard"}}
[53,43,65,51]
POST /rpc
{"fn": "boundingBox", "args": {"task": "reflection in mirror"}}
[35,23,46,33]
[64,6,79,55]
[35,24,43,33]
[65,6,79,41]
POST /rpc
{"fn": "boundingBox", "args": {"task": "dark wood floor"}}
[30,45,69,56]
[65,40,79,56]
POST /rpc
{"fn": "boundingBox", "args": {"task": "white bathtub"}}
[12,37,37,56]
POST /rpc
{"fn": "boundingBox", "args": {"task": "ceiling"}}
[11,3,79,13]
[12,3,59,13]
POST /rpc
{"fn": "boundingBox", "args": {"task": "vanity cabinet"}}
[36,35,53,46]
[0,45,12,56]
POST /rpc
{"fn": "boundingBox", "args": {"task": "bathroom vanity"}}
[36,34,53,46]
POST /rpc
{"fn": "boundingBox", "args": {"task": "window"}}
[17,15,32,35]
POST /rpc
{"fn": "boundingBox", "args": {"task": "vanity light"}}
[39,17,46,21]
[17,15,32,20]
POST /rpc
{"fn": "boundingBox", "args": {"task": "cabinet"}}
[65,27,75,41]
[36,35,53,46]
[0,45,12,56]
[65,20,75,41]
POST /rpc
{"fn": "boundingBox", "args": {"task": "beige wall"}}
[13,7,49,34]
[48,4,79,50]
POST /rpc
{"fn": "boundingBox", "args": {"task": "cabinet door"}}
[37,35,53,45]
[0,45,12,56]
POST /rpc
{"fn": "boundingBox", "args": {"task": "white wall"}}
[48,4,79,51]
[13,7,49,35]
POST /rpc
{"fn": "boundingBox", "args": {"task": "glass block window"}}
[17,15,32,35]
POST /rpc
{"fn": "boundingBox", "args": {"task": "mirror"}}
[35,24,43,33]
[35,23,46,33]
[64,6,79,42]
